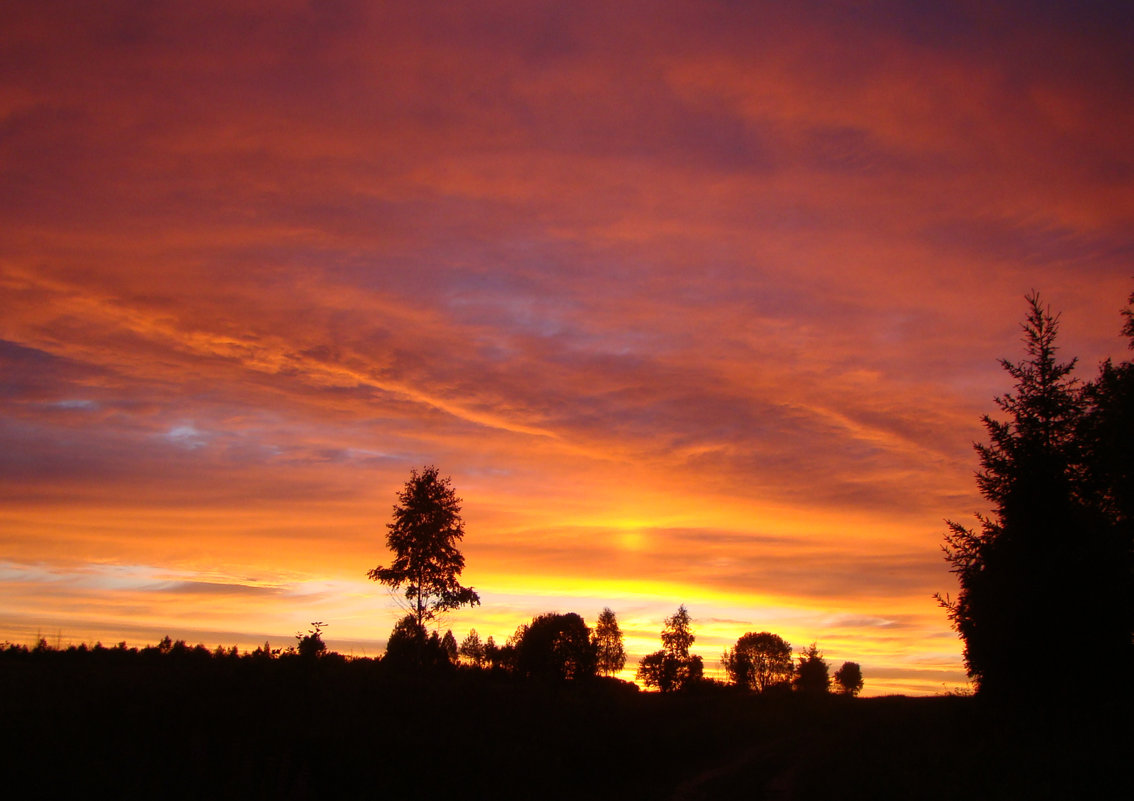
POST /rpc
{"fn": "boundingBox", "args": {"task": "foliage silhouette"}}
[3,636,1126,799]
[458,628,487,667]
[592,607,626,676]
[296,622,327,659]
[368,466,480,629]
[637,605,704,692]
[383,614,452,671]
[938,293,1134,700]
[482,634,504,669]
[441,629,458,663]
[793,643,829,695]
[722,631,793,692]
[1078,291,1134,688]
[513,612,598,681]
[833,661,864,696]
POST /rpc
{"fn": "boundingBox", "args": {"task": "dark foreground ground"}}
[1,648,1126,800]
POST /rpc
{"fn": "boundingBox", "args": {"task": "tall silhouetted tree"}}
[793,643,829,695]
[592,607,626,676]
[637,605,703,692]
[935,294,1132,699]
[722,631,793,692]
[368,466,480,630]
[833,661,864,696]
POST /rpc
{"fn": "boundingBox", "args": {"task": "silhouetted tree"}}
[251,640,278,660]
[368,466,480,629]
[833,661,864,696]
[722,631,793,692]
[1079,292,1134,685]
[384,614,424,661]
[459,629,487,667]
[937,293,1133,699]
[483,635,503,669]
[441,629,458,664]
[592,607,626,676]
[514,612,597,681]
[296,622,327,659]
[383,614,451,669]
[637,605,703,692]
[793,643,829,695]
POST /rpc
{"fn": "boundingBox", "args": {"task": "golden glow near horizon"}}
[3,1,1132,697]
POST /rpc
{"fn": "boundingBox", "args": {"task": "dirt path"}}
[668,736,806,801]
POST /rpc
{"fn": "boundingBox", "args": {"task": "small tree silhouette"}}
[722,631,793,692]
[441,630,458,664]
[833,661,864,696]
[459,629,487,667]
[793,643,829,695]
[637,605,703,692]
[592,607,626,676]
[296,622,327,659]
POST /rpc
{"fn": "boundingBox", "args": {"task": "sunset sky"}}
[3,1,1132,695]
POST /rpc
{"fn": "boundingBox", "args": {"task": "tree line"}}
[367,465,865,695]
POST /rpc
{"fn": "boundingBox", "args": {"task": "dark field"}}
[1,647,1124,800]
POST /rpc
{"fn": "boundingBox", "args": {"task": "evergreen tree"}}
[1078,292,1134,688]
[938,293,1133,699]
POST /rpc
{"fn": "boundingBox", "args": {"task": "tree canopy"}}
[368,466,480,629]
[513,612,597,681]
[722,631,793,692]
